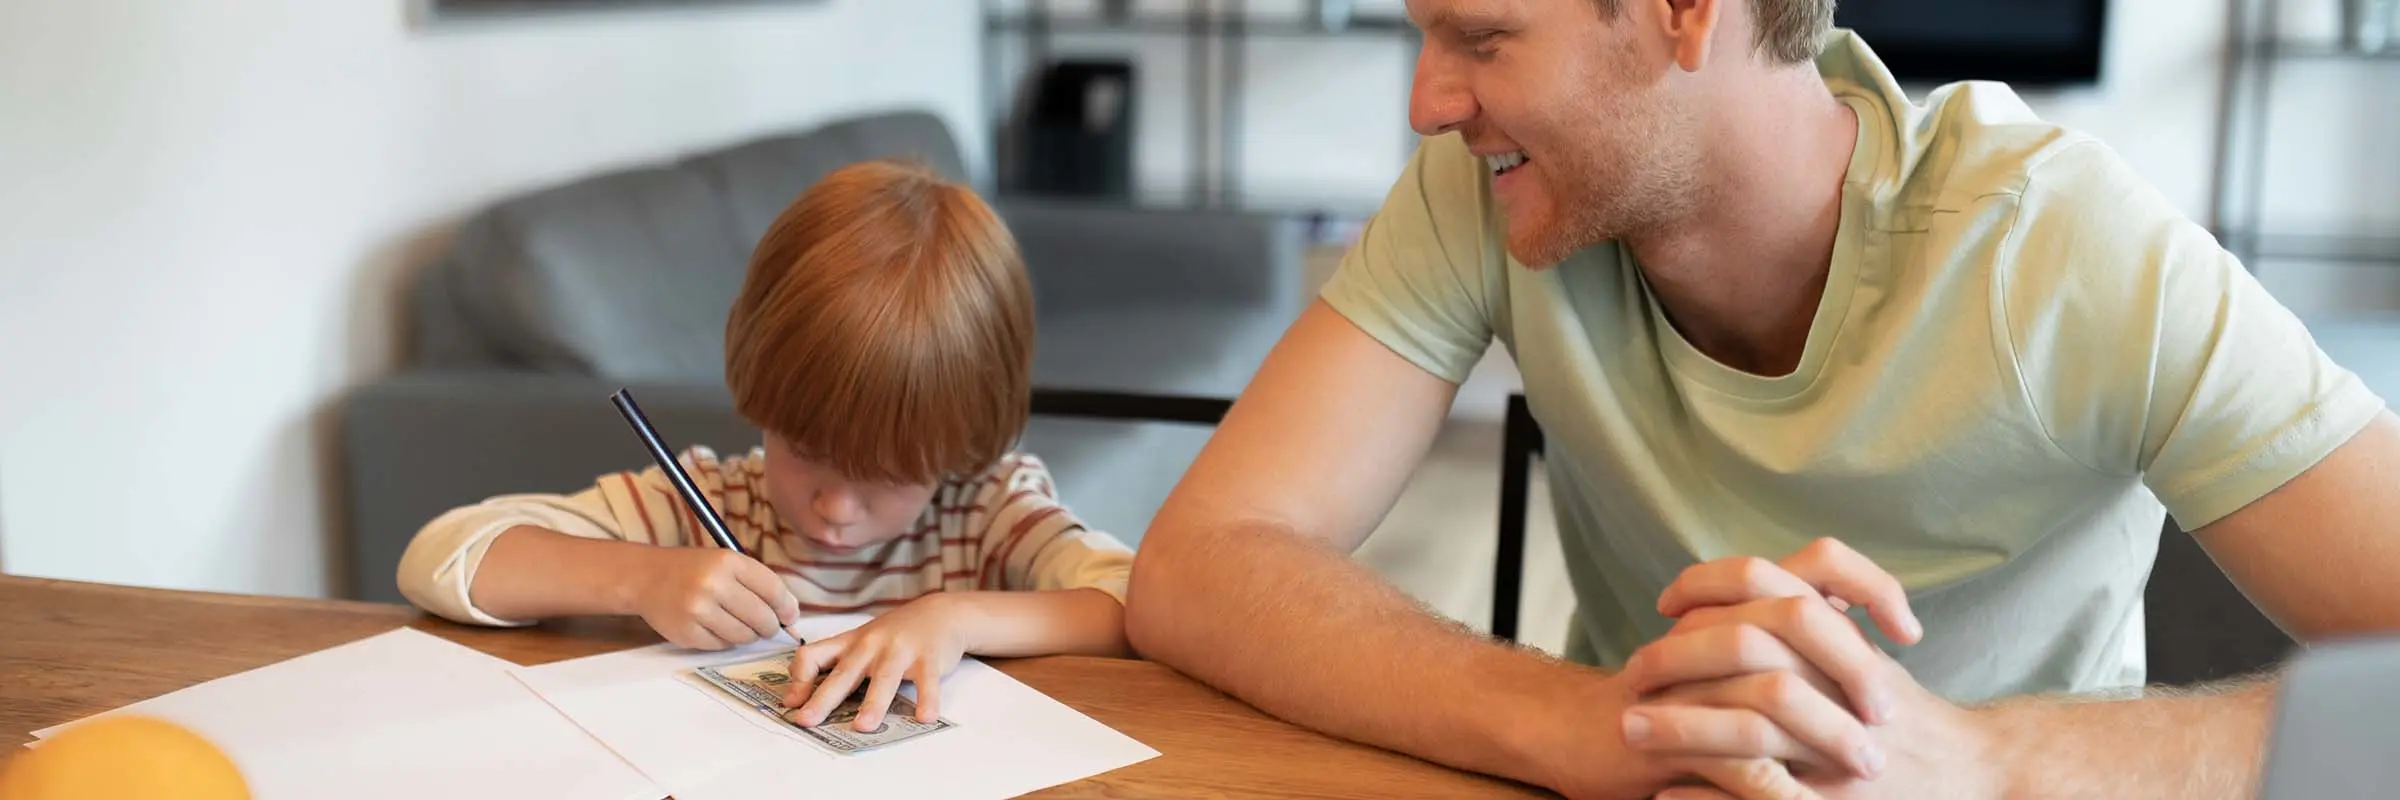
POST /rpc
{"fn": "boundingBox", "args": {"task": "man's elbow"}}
[1123,534,1199,662]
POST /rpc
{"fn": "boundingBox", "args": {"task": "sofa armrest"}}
[337,370,758,603]
[996,197,1307,314]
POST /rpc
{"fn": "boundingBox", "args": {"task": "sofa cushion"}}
[687,111,970,246]
[420,164,751,383]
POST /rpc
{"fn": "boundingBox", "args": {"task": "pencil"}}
[608,387,808,646]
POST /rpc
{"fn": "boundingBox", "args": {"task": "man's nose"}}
[1408,47,1476,137]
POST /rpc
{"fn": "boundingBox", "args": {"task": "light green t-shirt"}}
[1321,31,2385,701]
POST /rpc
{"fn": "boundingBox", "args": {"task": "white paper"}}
[33,628,662,800]
[515,614,1160,800]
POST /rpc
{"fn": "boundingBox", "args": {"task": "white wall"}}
[0,0,979,597]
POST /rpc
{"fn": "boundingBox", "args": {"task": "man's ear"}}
[1661,0,1722,72]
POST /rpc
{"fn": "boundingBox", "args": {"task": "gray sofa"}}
[338,110,1305,603]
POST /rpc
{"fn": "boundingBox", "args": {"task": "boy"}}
[397,160,1132,736]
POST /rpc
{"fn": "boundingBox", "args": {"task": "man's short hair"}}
[1594,0,1833,66]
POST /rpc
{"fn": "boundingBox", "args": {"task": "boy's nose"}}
[812,488,865,527]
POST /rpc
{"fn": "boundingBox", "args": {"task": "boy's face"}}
[760,434,940,555]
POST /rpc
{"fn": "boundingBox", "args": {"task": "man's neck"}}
[1624,70,1859,378]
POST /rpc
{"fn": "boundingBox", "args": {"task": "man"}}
[1121,0,2400,797]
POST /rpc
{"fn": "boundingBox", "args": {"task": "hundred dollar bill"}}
[694,649,955,756]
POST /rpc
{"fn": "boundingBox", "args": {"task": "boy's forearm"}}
[467,526,655,621]
[1979,678,2275,798]
[952,588,1130,659]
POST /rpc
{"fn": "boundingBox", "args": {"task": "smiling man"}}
[1122,0,2400,797]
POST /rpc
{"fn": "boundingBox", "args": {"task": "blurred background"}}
[0,0,2393,658]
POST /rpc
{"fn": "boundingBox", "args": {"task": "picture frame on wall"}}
[424,0,822,20]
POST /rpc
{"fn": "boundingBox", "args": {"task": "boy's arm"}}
[395,447,750,626]
[396,487,644,625]
[949,456,1134,658]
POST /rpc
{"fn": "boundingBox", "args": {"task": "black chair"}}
[1483,391,2297,682]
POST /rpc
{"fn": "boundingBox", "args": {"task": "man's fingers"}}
[729,560,802,627]
[1634,599,1898,725]
[853,659,910,733]
[1623,705,1820,766]
[1627,622,1817,694]
[1659,557,1818,619]
[1656,788,1745,800]
[1657,788,1744,800]
[1681,758,1821,800]
[1779,538,1923,645]
[910,658,942,723]
[1638,672,1885,778]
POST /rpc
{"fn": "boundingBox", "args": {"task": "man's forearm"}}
[1981,677,2275,799]
[1126,521,1654,795]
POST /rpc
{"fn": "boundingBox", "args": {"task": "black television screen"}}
[1835,0,2111,86]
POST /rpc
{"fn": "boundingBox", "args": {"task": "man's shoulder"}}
[1875,80,2116,217]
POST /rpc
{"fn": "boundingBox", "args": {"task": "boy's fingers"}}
[910,659,941,723]
[694,607,758,648]
[716,585,782,640]
[673,623,729,652]
[794,654,871,726]
[782,637,848,706]
[730,561,800,626]
[854,659,910,732]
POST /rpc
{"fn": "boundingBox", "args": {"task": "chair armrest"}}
[996,197,1307,314]
[336,370,758,603]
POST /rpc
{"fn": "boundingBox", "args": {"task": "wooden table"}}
[0,576,1546,798]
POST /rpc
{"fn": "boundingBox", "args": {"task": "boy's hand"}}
[627,547,800,651]
[778,593,975,732]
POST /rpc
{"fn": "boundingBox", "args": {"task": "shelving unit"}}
[2213,0,2400,269]
[978,0,1420,212]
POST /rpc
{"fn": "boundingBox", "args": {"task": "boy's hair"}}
[724,160,1034,485]
[1591,0,1832,66]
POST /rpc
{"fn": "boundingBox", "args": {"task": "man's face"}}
[1407,0,1703,267]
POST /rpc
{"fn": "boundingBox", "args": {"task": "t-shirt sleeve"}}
[1317,132,1506,384]
[2000,141,2387,529]
[970,455,1133,602]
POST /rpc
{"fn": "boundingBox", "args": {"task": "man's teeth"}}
[1486,151,1528,175]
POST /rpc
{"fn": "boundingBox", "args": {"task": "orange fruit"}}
[0,716,249,800]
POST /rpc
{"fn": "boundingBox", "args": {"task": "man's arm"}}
[1126,302,1666,798]
[1633,418,2400,799]
[1968,409,2400,795]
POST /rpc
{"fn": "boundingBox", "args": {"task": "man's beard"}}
[1504,93,1701,268]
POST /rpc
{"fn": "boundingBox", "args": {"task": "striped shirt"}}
[397,447,1132,627]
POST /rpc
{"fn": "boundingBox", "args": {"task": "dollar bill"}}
[694,650,955,756]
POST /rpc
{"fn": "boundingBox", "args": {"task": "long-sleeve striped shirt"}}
[397,447,1132,627]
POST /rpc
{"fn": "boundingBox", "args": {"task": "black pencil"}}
[609,387,806,646]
